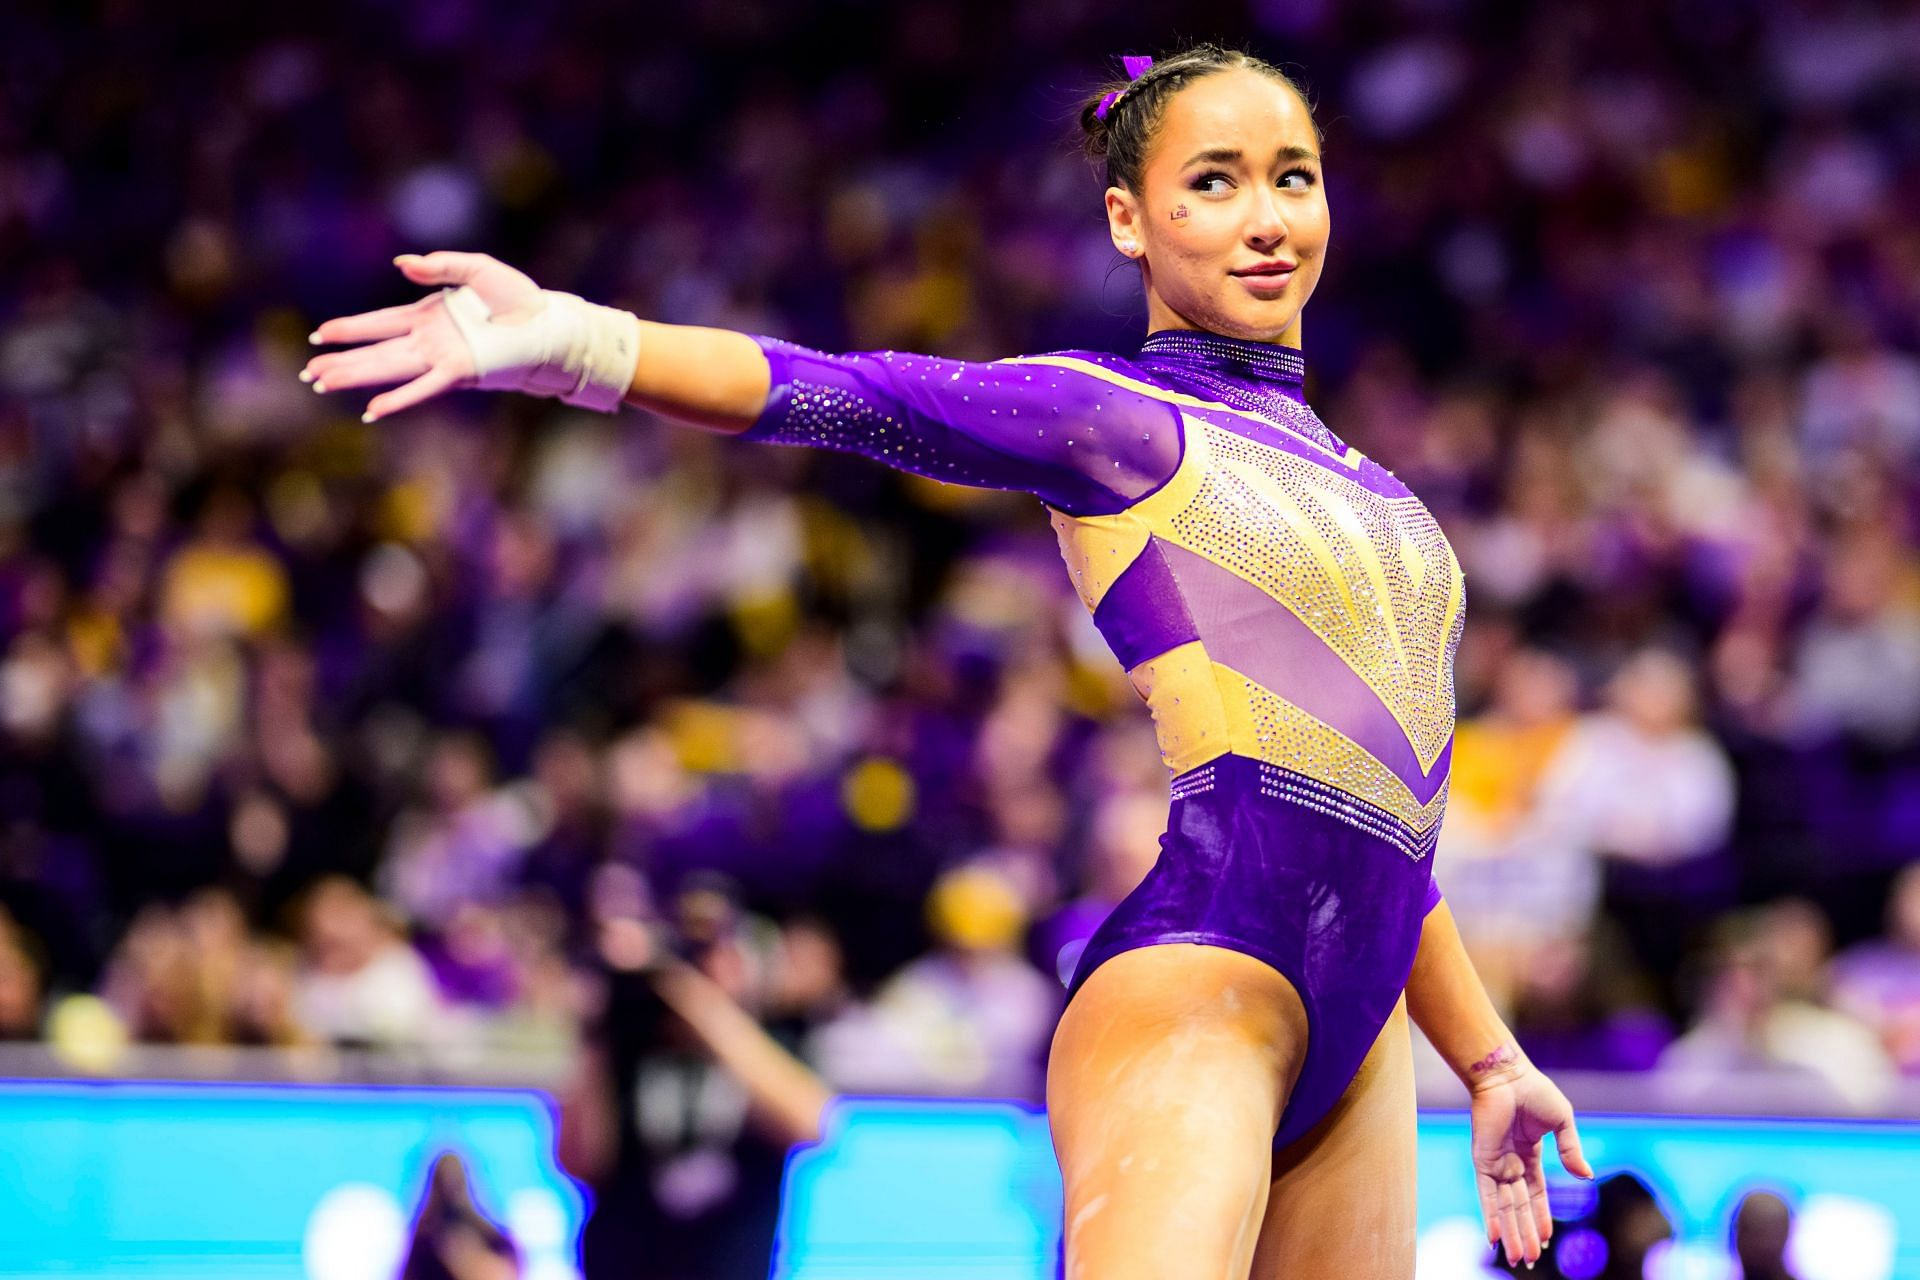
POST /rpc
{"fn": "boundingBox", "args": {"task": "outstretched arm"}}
[627,321,774,432]
[304,251,1180,514]
[1406,897,1595,1270]
[728,336,1182,513]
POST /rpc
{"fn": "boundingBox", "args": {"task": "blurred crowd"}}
[3,0,1920,1272]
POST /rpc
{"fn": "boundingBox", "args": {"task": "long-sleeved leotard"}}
[743,329,1460,1148]
[748,337,1183,514]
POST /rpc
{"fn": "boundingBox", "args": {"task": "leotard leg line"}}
[1065,753,1432,1152]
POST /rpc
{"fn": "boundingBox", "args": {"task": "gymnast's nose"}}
[1243,184,1291,254]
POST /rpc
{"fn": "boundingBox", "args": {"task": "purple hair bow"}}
[1095,54,1155,120]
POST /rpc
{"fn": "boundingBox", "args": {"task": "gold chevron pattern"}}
[1162,423,1464,771]
[1124,647,1451,831]
[1222,667,1451,833]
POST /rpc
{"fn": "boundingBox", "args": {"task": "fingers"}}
[1481,1158,1548,1270]
[1478,1172,1521,1268]
[365,366,460,423]
[305,251,498,349]
[395,251,496,287]
[1514,1172,1544,1266]
[1496,1176,1525,1268]
[309,295,438,347]
[1524,1140,1554,1246]
[1554,1113,1595,1180]
[302,336,428,393]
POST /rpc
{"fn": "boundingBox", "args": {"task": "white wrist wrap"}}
[442,285,641,413]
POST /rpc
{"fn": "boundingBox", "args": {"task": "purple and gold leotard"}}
[743,329,1460,1150]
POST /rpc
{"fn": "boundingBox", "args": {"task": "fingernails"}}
[361,411,377,424]
[307,330,324,344]
[313,381,328,394]
[1525,1262,1535,1271]
[297,370,313,384]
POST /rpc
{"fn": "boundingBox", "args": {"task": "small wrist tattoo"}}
[1171,205,1189,220]
[1467,1045,1522,1079]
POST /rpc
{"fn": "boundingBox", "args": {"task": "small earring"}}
[1119,241,1139,257]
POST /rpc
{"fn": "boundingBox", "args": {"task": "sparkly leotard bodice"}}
[745,329,1464,868]
[743,328,1455,1149]
[1031,339,1464,865]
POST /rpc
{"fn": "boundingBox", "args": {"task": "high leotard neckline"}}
[1136,329,1306,400]
[1133,329,1339,452]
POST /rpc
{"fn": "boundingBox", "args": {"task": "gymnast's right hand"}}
[302,251,641,422]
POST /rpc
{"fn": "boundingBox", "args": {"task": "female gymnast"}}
[304,43,1593,1278]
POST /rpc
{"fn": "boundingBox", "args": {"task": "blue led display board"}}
[1,1082,1915,1279]
[0,1081,586,1280]
[777,1100,1920,1280]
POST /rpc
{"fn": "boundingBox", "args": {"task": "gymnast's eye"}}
[1191,170,1234,194]
[1278,166,1317,190]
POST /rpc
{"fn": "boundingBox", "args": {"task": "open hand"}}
[302,252,544,422]
[1469,1062,1593,1269]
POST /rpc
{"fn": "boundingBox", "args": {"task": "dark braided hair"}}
[1078,44,1321,194]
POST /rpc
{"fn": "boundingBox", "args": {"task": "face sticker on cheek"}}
[1171,205,1189,221]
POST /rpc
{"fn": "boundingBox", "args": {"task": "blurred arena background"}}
[2,0,1919,1276]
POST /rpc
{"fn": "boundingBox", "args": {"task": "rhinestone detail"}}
[1167,422,1465,771]
[1230,670,1450,834]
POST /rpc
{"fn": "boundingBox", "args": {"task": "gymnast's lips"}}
[1231,260,1298,277]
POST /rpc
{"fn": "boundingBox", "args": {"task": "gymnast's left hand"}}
[1468,1062,1593,1269]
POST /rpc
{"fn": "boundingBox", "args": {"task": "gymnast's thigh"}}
[1046,943,1310,1280]
[1249,994,1418,1280]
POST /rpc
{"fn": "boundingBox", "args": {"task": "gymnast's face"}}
[1106,68,1328,346]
